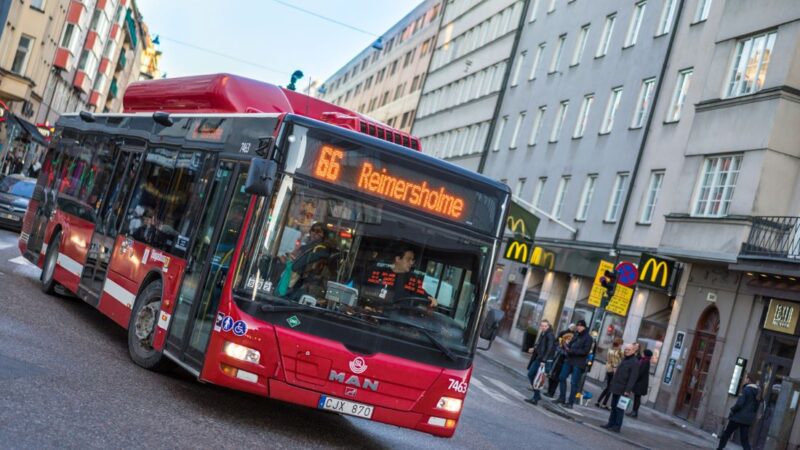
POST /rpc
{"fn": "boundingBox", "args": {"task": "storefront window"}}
[516,290,545,332]
[637,320,666,374]
[595,313,626,362]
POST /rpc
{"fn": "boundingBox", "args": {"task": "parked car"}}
[0,174,35,231]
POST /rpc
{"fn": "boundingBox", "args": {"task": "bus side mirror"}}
[477,309,504,351]
[245,158,278,197]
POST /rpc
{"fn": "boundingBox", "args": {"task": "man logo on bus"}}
[349,356,368,374]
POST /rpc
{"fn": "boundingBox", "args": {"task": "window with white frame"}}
[692,155,742,217]
[576,174,597,220]
[550,34,567,73]
[10,35,34,75]
[493,116,508,151]
[547,0,556,13]
[694,0,712,22]
[510,111,526,149]
[30,0,45,10]
[639,170,664,224]
[596,14,616,57]
[515,178,527,197]
[550,101,569,142]
[600,87,623,134]
[528,106,547,145]
[573,94,594,138]
[511,51,526,86]
[552,176,571,219]
[605,173,629,222]
[571,24,590,66]
[60,23,80,55]
[529,43,545,80]
[624,2,647,47]
[529,0,540,22]
[533,177,547,208]
[657,0,678,36]
[632,77,656,128]
[667,68,693,122]
[725,31,776,98]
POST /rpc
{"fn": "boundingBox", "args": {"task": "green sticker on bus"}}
[287,315,301,328]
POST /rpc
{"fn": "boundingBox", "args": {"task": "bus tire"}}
[128,280,168,371]
[40,231,61,295]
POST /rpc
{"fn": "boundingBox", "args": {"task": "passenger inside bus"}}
[275,222,336,302]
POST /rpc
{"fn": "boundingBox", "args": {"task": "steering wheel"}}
[386,295,432,311]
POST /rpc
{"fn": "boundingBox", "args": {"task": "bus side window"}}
[85,137,118,216]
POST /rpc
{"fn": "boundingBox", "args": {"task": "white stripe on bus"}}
[102,278,136,309]
[41,243,48,255]
[56,253,83,276]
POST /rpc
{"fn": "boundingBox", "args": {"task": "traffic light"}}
[600,269,617,299]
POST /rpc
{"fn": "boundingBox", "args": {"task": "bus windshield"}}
[233,181,492,356]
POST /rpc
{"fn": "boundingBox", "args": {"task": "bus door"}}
[79,147,143,303]
[26,147,63,260]
[164,161,250,371]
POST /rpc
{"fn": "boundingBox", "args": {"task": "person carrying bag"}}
[524,320,555,405]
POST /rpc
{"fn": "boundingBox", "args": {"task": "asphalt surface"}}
[0,228,629,449]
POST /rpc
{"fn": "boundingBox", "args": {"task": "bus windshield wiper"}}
[368,315,456,362]
[260,303,378,327]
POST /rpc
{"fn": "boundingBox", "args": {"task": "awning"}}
[10,114,48,146]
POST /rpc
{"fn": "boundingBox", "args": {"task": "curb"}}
[539,400,652,450]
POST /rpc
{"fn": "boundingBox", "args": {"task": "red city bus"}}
[18,74,510,437]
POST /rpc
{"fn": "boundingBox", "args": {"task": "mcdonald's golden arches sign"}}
[637,253,675,290]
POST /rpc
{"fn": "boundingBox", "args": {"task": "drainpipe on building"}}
[476,0,531,175]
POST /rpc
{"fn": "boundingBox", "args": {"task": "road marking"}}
[470,378,515,406]
[484,376,527,400]
[9,256,32,266]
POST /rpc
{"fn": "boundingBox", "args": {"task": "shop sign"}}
[606,284,634,317]
[763,299,799,335]
[504,239,531,264]
[671,331,686,360]
[663,358,677,385]
[638,253,675,291]
[589,260,615,307]
[728,357,747,396]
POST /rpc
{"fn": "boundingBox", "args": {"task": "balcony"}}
[741,216,800,261]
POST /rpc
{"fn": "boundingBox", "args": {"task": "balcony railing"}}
[741,216,800,260]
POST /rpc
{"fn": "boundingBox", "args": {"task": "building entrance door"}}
[499,282,522,338]
[675,306,719,421]
[752,331,798,449]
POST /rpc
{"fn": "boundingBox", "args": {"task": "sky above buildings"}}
[136,0,422,90]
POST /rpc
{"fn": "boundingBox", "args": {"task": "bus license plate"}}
[318,395,374,419]
[0,212,18,221]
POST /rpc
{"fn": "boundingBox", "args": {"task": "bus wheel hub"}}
[135,302,160,341]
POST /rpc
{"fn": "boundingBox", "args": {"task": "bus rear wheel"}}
[128,280,168,371]
[40,231,61,295]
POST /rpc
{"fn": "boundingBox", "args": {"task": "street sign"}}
[606,284,634,316]
[588,260,615,306]
[663,358,677,385]
[616,261,639,287]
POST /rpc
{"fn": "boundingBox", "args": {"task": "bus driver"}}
[363,247,438,309]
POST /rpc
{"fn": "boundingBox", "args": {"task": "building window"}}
[692,155,742,217]
[510,111,526,149]
[515,178,527,197]
[552,176,571,219]
[550,34,567,73]
[528,0,540,22]
[571,24,590,66]
[600,87,623,134]
[576,174,597,220]
[547,0,557,13]
[624,2,647,48]
[529,43,545,80]
[528,106,547,145]
[605,172,629,222]
[30,0,45,10]
[550,101,569,143]
[656,0,678,36]
[725,31,776,98]
[493,116,508,151]
[667,68,693,122]
[694,0,713,22]
[60,23,80,54]
[632,77,656,128]
[573,94,594,138]
[533,177,547,208]
[640,170,664,224]
[10,35,34,75]
[596,14,616,58]
[511,51,526,86]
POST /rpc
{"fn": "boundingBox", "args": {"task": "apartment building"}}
[319,0,442,132]
[413,0,526,172]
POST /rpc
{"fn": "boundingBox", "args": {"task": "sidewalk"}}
[476,337,739,450]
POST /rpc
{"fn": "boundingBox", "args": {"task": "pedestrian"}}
[629,348,653,418]
[596,337,623,409]
[717,373,760,450]
[525,320,556,405]
[556,320,593,409]
[602,343,638,433]
[546,323,575,398]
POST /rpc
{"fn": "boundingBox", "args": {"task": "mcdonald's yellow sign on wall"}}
[637,253,675,290]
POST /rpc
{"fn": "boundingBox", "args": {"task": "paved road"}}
[0,229,627,449]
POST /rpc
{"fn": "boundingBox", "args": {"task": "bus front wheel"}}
[128,280,168,371]
[40,231,61,295]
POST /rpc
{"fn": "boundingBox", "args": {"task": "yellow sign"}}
[588,260,615,307]
[530,246,556,270]
[504,239,530,263]
[607,284,634,316]
[507,216,526,235]
[763,299,799,335]
[638,253,675,290]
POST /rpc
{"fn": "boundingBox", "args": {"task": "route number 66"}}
[448,378,468,394]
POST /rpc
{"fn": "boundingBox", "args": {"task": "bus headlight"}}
[223,342,261,364]
[436,396,463,413]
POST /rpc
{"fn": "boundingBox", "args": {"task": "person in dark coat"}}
[556,320,593,408]
[717,374,760,450]
[525,320,556,405]
[628,348,653,418]
[546,324,576,397]
[602,343,639,432]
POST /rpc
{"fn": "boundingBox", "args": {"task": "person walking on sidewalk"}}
[556,320,593,409]
[602,343,638,433]
[525,320,556,405]
[546,324,576,398]
[596,337,623,409]
[628,348,653,418]
[717,373,760,450]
